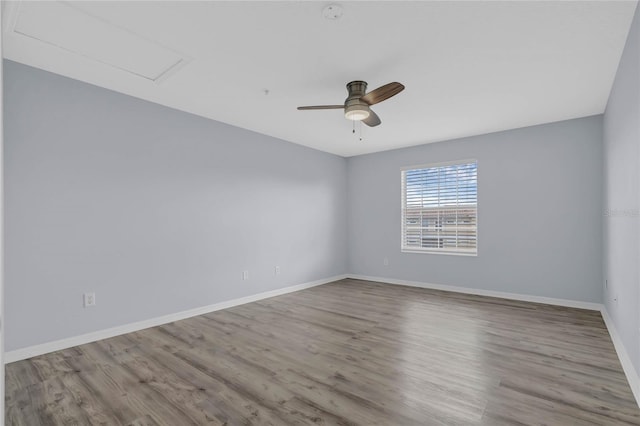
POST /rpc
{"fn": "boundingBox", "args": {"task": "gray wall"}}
[3,50,623,355]
[348,116,603,303]
[603,4,640,374]
[4,60,348,352]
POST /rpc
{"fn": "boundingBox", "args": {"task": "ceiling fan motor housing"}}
[345,81,371,120]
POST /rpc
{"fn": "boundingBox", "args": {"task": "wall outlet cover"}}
[83,292,96,307]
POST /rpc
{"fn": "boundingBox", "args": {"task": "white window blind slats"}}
[401,161,478,255]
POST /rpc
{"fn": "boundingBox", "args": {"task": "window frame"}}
[400,159,478,256]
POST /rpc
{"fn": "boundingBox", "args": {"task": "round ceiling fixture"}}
[322,4,343,20]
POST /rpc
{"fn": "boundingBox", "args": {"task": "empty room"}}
[1,1,640,425]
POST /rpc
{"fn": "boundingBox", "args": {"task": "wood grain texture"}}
[6,279,640,425]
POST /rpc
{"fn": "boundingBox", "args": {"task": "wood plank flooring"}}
[5,279,640,425]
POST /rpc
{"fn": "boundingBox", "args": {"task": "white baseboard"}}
[4,274,348,364]
[347,274,602,311]
[600,307,640,408]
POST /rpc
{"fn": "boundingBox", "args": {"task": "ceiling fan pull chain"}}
[352,120,355,134]
[359,121,363,142]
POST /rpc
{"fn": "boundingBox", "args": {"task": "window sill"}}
[401,249,477,257]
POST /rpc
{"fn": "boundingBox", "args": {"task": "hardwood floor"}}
[5,278,640,425]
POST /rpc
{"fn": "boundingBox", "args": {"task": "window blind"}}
[401,161,477,255]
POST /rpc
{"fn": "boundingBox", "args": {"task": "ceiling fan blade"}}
[363,109,381,127]
[360,82,405,105]
[297,105,344,110]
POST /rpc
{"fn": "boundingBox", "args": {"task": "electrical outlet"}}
[275,266,281,275]
[242,270,249,280]
[383,257,389,266]
[83,292,96,308]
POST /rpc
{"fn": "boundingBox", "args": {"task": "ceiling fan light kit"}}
[298,80,405,128]
[345,104,370,121]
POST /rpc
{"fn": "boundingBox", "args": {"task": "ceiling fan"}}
[297,81,405,127]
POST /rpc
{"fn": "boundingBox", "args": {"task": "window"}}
[401,160,477,255]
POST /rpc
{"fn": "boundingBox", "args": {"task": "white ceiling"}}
[2,1,638,157]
